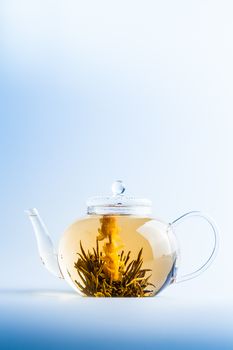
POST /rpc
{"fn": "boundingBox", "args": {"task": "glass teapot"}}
[26,180,219,297]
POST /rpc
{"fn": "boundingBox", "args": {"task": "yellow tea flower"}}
[97,216,123,281]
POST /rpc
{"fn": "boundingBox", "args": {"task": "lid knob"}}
[111,180,125,196]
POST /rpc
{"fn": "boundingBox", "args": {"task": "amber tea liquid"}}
[58,215,177,297]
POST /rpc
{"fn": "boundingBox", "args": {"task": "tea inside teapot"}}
[58,214,177,297]
[26,180,218,297]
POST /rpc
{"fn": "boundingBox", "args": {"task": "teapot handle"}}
[170,211,219,283]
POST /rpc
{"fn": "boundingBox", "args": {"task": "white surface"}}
[1,286,232,349]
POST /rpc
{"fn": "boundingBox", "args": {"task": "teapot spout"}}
[25,208,63,279]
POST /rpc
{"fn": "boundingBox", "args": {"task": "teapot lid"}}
[86,180,152,215]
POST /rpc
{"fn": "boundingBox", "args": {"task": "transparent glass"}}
[58,211,219,297]
[171,211,219,283]
[25,208,63,278]
[26,207,219,297]
[58,215,178,297]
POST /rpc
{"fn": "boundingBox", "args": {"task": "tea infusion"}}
[59,215,176,297]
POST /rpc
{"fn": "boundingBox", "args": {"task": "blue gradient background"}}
[0,1,233,349]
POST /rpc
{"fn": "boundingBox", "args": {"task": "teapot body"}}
[26,181,219,296]
[58,214,179,297]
